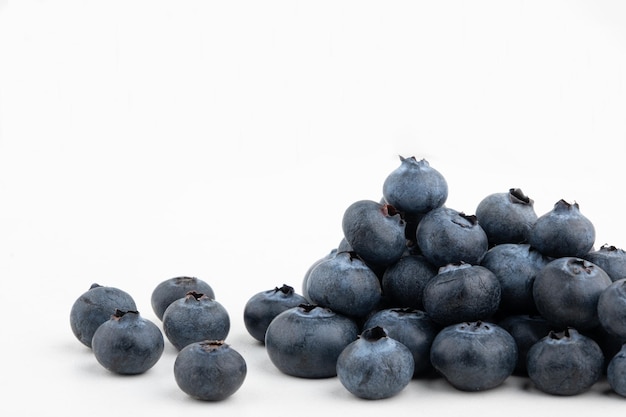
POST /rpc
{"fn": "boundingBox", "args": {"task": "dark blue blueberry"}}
[301,249,337,302]
[475,188,538,245]
[305,251,382,318]
[151,276,215,321]
[608,343,626,397]
[528,199,595,258]
[264,304,359,378]
[174,340,246,401]
[480,243,550,314]
[533,257,611,331]
[162,291,230,350]
[363,308,439,376]
[526,328,604,396]
[423,263,501,326]
[430,321,517,391]
[341,200,407,267]
[336,326,414,400]
[497,315,553,375]
[381,254,437,310]
[91,309,164,375]
[597,278,626,340]
[243,284,308,343]
[415,207,488,267]
[69,283,137,348]
[583,244,626,282]
[382,156,448,216]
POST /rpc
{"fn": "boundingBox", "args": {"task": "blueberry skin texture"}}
[382,156,448,216]
[526,328,604,396]
[243,284,307,343]
[583,244,626,282]
[480,243,550,314]
[337,326,414,400]
[430,321,517,391]
[301,248,338,302]
[597,278,626,340]
[69,283,137,348]
[528,199,595,258]
[498,315,553,375]
[151,276,215,321]
[174,340,247,401]
[264,304,359,378]
[423,263,501,326]
[341,200,407,267]
[608,344,626,397]
[91,310,164,375]
[381,254,437,311]
[305,251,382,318]
[162,292,230,351]
[363,308,439,376]
[415,207,489,267]
[533,257,612,331]
[475,188,538,245]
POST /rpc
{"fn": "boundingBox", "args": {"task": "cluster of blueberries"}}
[244,156,626,399]
[69,277,246,401]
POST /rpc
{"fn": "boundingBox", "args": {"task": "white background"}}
[1,1,626,415]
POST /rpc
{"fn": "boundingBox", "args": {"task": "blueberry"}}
[336,326,414,400]
[174,340,247,401]
[243,284,307,343]
[422,263,501,326]
[305,251,382,318]
[526,328,604,396]
[162,291,230,350]
[301,249,337,302]
[430,321,517,391]
[475,188,538,245]
[363,308,439,376]
[415,207,489,267]
[480,243,550,314]
[497,315,553,375]
[341,200,407,267]
[69,283,137,348]
[151,276,215,321]
[532,257,612,331]
[597,278,626,340]
[382,156,448,216]
[528,199,596,258]
[381,254,437,311]
[264,304,359,378]
[608,343,626,397]
[91,309,164,375]
[583,244,626,282]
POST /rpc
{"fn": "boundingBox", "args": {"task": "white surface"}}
[2,1,626,415]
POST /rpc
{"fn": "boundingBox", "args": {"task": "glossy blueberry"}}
[474,188,537,246]
[597,278,626,339]
[162,291,230,350]
[341,200,407,267]
[174,340,247,401]
[91,309,164,375]
[336,326,414,400]
[583,244,626,282]
[305,251,382,318]
[243,284,307,343]
[423,263,501,326]
[415,207,488,267]
[528,199,595,258]
[69,283,137,348]
[533,257,612,330]
[381,254,437,310]
[264,304,359,378]
[382,156,448,216]
[363,308,439,376]
[526,328,604,396]
[151,276,215,321]
[430,321,517,391]
[608,344,626,397]
[480,243,550,314]
[498,315,553,375]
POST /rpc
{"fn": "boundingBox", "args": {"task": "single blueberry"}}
[583,244,626,282]
[151,276,215,321]
[475,188,538,245]
[608,343,626,397]
[301,248,338,302]
[597,278,626,340]
[381,254,437,311]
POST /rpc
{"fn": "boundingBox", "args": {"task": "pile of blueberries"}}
[244,156,626,399]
